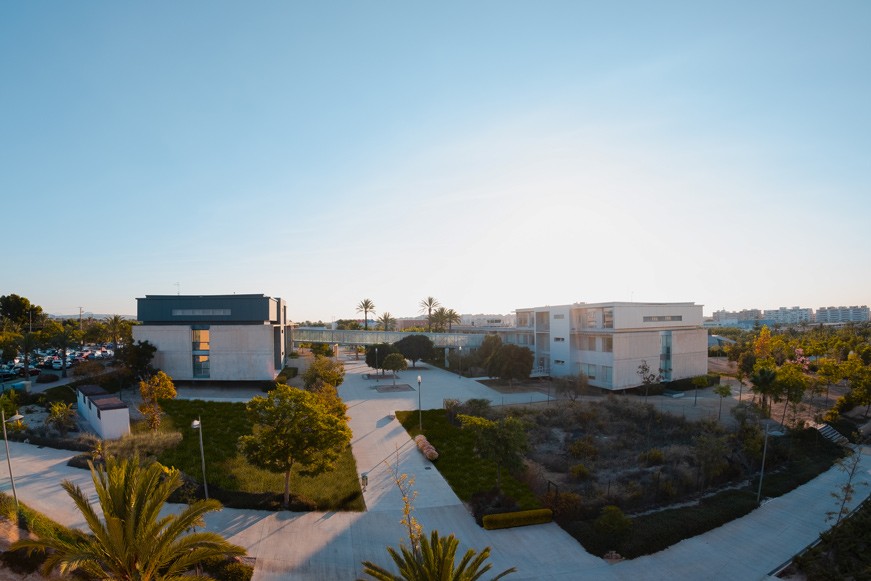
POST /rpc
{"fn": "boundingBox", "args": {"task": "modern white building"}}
[133,294,288,382]
[460,314,517,328]
[506,302,707,390]
[76,385,130,440]
[763,306,814,325]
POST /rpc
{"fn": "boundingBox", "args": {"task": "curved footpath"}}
[2,360,869,580]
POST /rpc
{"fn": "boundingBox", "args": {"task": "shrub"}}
[543,491,584,521]
[568,437,598,460]
[482,508,553,530]
[638,448,665,466]
[460,398,492,418]
[570,463,592,481]
[595,505,632,549]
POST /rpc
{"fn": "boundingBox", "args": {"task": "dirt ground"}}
[0,518,61,581]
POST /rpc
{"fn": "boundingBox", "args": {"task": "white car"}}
[51,359,72,370]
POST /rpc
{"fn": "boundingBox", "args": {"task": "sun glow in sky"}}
[3,2,869,321]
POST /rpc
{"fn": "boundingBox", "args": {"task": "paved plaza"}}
[2,358,870,580]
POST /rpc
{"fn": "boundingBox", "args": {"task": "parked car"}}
[0,368,16,381]
[52,359,72,370]
[16,366,40,377]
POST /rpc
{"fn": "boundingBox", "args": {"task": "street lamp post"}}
[375,347,379,375]
[191,417,209,500]
[2,409,24,510]
[458,346,462,377]
[417,375,423,432]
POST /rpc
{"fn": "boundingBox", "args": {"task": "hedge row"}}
[483,508,553,530]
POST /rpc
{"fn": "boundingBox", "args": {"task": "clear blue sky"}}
[3,2,869,321]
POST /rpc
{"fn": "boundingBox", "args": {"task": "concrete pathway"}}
[1,359,869,580]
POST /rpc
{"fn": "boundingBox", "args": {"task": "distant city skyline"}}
[3,2,869,323]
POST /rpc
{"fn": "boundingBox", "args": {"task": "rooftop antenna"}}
[174,282,180,296]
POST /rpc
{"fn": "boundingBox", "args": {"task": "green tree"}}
[11,456,244,580]
[458,415,528,492]
[750,366,778,416]
[302,355,346,389]
[378,312,397,331]
[486,345,533,386]
[431,307,448,333]
[0,294,45,330]
[773,362,809,426]
[238,384,352,508]
[444,309,461,332]
[553,374,589,403]
[138,371,177,431]
[637,360,661,401]
[382,353,408,386]
[713,384,732,420]
[366,343,399,374]
[48,322,83,378]
[15,331,40,378]
[357,299,376,331]
[119,340,157,380]
[394,335,434,368]
[361,529,516,581]
[418,297,441,333]
[103,314,129,348]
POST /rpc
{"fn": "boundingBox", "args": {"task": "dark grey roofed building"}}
[133,294,288,382]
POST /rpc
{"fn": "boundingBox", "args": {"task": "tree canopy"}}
[302,355,346,389]
[394,335,434,368]
[457,415,528,492]
[486,345,534,384]
[238,384,352,507]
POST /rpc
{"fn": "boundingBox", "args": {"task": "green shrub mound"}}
[483,508,553,530]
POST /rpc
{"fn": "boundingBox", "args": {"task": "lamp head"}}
[191,420,201,429]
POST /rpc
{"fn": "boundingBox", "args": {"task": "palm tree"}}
[750,367,777,416]
[361,529,516,581]
[51,323,82,378]
[378,312,396,332]
[444,309,461,332]
[103,314,127,347]
[431,307,448,333]
[419,297,441,332]
[357,299,376,331]
[12,456,244,580]
[16,332,39,377]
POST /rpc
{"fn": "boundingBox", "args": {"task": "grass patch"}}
[157,399,364,511]
[395,409,539,510]
[40,385,78,404]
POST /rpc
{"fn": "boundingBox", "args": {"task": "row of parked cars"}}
[1,346,116,381]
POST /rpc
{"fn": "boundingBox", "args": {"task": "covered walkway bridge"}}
[291,328,485,349]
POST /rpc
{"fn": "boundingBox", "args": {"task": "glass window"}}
[192,328,210,352]
[193,354,210,378]
[584,363,597,380]
[601,366,613,386]
[603,336,613,352]
[603,308,614,328]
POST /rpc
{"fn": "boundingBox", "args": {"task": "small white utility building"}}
[76,385,130,440]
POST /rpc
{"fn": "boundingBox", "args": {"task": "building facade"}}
[815,305,870,324]
[133,294,288,381]
[510,302,707,390]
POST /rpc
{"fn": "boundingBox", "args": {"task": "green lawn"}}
[395,409,539,510]
[158,399,364,511]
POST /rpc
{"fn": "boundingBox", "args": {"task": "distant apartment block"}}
[504,302,707,390]
[763,306,814,325]
[815,305,870,324]
[133,294,288,381]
